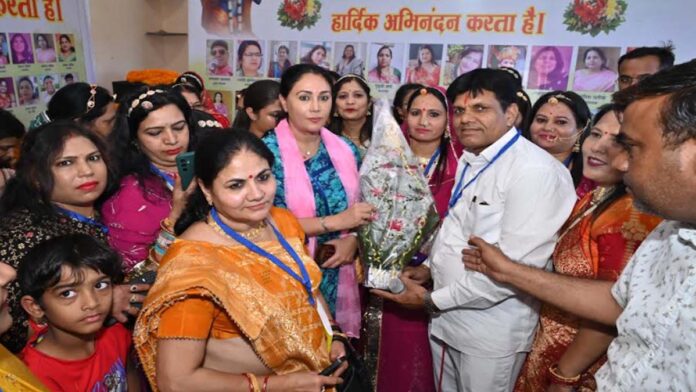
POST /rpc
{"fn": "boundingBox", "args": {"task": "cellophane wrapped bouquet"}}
[358,99,440,290]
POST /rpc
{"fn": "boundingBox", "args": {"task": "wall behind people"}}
[88,0,188,88]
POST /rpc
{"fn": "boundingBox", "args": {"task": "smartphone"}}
[126,270,157,310]
[315,244,336,266]
[319,356,346,376]
[175,151,195,190]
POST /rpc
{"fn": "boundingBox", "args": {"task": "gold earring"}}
[572,138,581,152]
[333,112,339,117]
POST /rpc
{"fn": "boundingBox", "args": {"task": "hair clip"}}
[500,67,520,80]
[127,89,165,116]
[86,84,97,111]
[516,91,528,102]
[547,94,569,105]
[197,119,223,128]
[336,73,369,85]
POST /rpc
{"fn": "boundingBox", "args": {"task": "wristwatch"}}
[423,291,440,315]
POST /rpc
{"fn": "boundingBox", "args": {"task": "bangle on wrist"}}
[262,375,270,392]
[243,373,261,392]
[548,363,581,386]
[319,216,330,233]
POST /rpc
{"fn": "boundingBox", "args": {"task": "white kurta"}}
[427,128,576,357]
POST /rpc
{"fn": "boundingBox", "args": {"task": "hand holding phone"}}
[175,151,196,190]
[319,356,346,376]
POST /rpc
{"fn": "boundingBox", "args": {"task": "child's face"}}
[40,265,113,337]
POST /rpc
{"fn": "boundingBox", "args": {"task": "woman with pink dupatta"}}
[262,64,375,338]
[371,86,461,391]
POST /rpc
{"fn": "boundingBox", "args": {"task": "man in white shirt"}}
[374,69,576,391]
[462,60,696,391]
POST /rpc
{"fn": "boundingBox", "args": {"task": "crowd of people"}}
[0,44,693,392]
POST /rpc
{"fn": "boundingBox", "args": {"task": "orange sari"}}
[134,207,331,390]
[514,192,661,392]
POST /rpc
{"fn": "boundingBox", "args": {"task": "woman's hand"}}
[401,265,431,286]
[111,283,150,323]
[336,202,375,230]
[168,173,197,223]
[321,236,358,269]
[268,372,342,392]
[329,340,349,376]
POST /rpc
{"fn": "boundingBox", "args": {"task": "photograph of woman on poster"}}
[405,44,442,86]
[367,44,402,84]
[237,40,264,77]
[34,34,57,63]
[300,43,330,69]
[0,34,9,65]
[443,45,483,85]
[268,43,293,78]
[0,79,15,109]
[527,46,572,90]
[17,77,38,106]
[207,39,234,77]
[335,43,364,77]
[572,47,619,92]
[10,33,34,64]
[212,91,229,119]
[39,75,59,104]
[56,34,76,62]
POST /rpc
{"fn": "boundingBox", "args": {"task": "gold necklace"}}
[558,186,615,241]
[208,216,268,241]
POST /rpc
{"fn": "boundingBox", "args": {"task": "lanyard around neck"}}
[55,206,109,233]
[423,149,441,178]
[149,163,174,191]
[210,208,315,306]
[448,132,521,210]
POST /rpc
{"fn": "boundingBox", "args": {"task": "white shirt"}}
[596,220,696,391]
[427,128,576,357]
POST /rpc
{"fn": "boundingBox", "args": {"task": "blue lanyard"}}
[55,207,109,234]
[448,132,521,210]
[423,149,441,178]
[149,163,174,191]
[562,152,574,168]
[210,208,315,306]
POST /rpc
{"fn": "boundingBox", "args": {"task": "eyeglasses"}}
[243,52,262,58]
[211,49,227,55]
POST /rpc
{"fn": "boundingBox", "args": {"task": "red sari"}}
[514,191,661,391]
[375,139,461,392]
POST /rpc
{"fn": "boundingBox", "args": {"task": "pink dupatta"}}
[275,119,362,337]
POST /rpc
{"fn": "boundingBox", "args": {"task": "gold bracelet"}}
[243,373,261,392]
[548,363,581,386]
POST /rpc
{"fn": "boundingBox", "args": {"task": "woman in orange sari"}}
[513,104,662,391]
[135,130,347,392]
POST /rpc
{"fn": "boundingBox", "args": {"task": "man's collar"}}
[677,222,696,247]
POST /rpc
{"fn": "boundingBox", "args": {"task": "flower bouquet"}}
[358,99,440,291]
[563,0,627,37]
[277,0,322,31]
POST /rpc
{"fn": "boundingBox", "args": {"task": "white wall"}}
[88,0,188,89]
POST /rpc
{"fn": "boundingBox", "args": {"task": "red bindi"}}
[248,174,254,179]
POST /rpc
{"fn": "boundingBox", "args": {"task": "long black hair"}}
[232,79,281,131]
[109,87,194,187]
[406,86,451,191]
[47,82,115,126]
[174,129,275,234]
[0,120,117,220]
[329,74,373,145]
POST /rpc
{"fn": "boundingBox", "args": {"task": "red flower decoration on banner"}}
[563,0,627,37]
[277,0,322,31]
